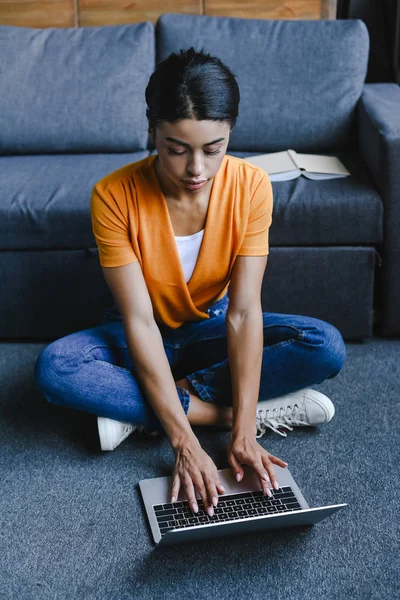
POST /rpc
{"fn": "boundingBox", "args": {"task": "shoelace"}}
[255,403,309,438]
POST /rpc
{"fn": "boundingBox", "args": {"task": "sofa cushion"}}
[0,23,154,154]
[156,14,369,153]
[238,150,383,247]
[0,152,151,250]
[0,150,382,250]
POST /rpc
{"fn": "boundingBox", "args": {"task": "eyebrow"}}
[164,136,225,148]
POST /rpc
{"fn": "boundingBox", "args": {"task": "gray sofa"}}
[1,13,399,341]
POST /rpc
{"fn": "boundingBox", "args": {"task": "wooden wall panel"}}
[204,0,335,20]
[79,0,202,27]
[0,0,76,28]
[0,0,337,28]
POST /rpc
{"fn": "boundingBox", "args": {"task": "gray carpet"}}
[1,336,399,600]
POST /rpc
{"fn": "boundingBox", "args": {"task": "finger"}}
[203,472,219,509]
[246,454,270,497]
[268,453,289,468]
[228,452,244,482]
[267,454,289,489]
[253,459,273,497]
[195,475,212,515]
[262,458,279,490]
[184,475,199,515]
[171,474,181,503]
[217,483,226,496]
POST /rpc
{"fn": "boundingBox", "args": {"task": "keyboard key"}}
[157,514,172,523]
[158,508,177,516]
[274,492,297,500]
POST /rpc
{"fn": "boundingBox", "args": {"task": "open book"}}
[245,149,351,182]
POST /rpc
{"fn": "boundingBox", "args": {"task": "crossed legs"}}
[175,378,233,430]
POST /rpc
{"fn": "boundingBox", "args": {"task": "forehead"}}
[160,119,229,142]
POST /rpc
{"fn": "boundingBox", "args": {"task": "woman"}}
[33,47,346,520]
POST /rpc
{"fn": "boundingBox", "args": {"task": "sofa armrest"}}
[357,83,400,336]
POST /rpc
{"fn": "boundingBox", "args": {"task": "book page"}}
[303,172,349,180]
[290,151,350,176]
[269,171,301,182]
[245,151,299,175]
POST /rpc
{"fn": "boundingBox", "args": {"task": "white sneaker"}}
[255,388,335,439]
[97,416,162,451]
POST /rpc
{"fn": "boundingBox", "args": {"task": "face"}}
[150,118,231,201]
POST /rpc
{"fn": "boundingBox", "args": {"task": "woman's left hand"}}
[227,432,288,496]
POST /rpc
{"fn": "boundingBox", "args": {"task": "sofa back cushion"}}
[0,23,154,154]
[156,14,369,152]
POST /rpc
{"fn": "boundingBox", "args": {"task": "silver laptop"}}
[139,464,347,548]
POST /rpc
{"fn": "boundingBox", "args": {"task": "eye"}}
[167,148,221,156]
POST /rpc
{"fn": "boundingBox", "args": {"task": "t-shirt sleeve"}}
[90,182,139,268]
[237,171,273,256]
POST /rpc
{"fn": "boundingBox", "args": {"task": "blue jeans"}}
[33,293,346,434]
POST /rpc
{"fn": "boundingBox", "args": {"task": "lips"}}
[182,179,207,190]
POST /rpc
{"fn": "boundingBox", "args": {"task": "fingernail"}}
[220,486,226,493]
[212,496,218,507]
[171,496,176,503]
[263,473,270,483]
[236,473,241,482]
[207,506,214,517]
[274,481,279,490]
[192,503,198,513]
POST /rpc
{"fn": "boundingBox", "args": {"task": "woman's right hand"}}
[171,438,226,516]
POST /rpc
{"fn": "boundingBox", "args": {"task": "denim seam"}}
[186,374,214,403]
[82,344,134,373]
[177,387,190,414]
[263,338,302,352]
[263,323,303,339]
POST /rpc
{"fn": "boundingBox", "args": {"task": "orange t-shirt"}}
[90,153,273,329]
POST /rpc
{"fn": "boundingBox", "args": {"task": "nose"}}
[187,154,204,178]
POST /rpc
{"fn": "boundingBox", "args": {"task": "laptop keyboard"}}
[154,486,302,538]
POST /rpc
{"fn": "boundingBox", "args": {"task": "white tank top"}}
[174,228,205,283]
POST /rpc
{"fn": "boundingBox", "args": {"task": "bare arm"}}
[102,261,199,451]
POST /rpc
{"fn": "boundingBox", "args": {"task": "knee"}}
[318,321,347,377]
[33,342,58,398]
[33,338,78,399]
